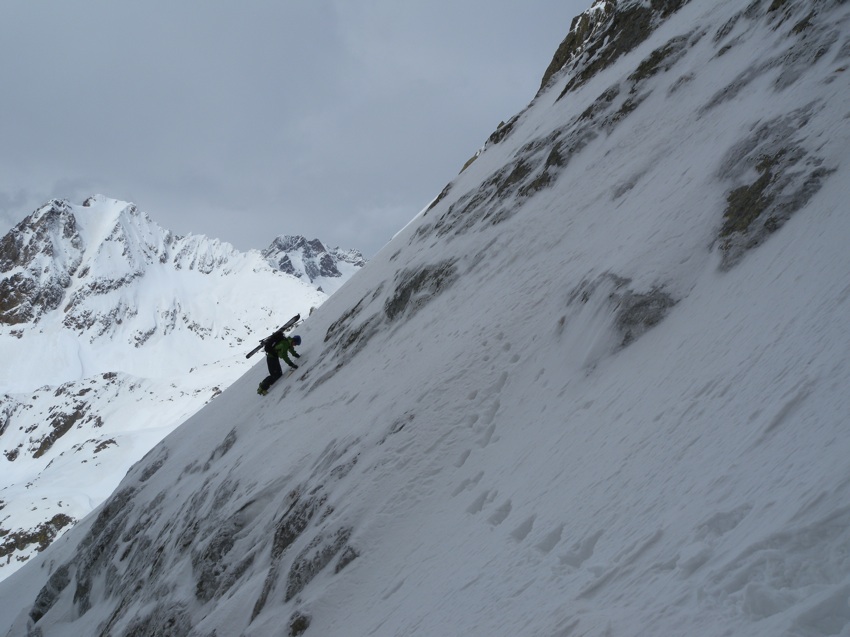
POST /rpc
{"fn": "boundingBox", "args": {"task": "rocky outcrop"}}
[263,235,366,285]
[0,515,75,571]
[539,0,692,98]
[539,0,617,92]
[0,200,84,325]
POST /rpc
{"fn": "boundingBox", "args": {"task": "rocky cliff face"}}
[262,235,366,294]
[0,200,84,326]
[447,0,840,275]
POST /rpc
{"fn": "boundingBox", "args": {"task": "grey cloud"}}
[0,1,590,256]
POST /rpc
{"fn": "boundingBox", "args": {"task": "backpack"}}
[263,330,285,354]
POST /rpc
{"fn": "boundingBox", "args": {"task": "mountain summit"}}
[0,195,361,388]
[2,196,253,327]
[262,235,366,294]
[2,1,849,636]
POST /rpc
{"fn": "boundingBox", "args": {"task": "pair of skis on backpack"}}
[249,314,302,396]
[246,314,301,359]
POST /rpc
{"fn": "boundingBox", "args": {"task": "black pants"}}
[260,354,283,391]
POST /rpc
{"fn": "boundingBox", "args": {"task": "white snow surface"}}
[2,1,850,635]
[0,196,334,580]
[0,195,326,390]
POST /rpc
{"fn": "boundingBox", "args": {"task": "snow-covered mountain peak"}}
[0,196,337,387]
[2,1,849,636]
[0,195,363,581]
[262,235,366,294]
[0,196,318,353]
[1,196,192,328]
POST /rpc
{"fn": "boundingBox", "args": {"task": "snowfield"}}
[0,195,360,580]
[2,0,850,635]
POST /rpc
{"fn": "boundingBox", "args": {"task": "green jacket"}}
[271,336,298,367]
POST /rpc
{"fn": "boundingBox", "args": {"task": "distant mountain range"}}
[0,195,364,578]
[262,235,366,295]
[2,1,850,636]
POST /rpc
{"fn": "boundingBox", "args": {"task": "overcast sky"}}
[1,1,590,257]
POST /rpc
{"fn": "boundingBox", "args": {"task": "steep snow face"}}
[2,1,850,636]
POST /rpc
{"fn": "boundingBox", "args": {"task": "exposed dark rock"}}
[285,527,352,601]
[384,261,458,322]
[335,545,359,573]
[628,33,694,84]
[0,201,81,273]
[0,274,33,324]
[0,397,21,438]
[651,0,689,17]
[612,287,678,347]
[304,258,321,282]
[318,252,342,278]
[423,21,703,245]
[716,104,836,268]
[554,0,699,101]
[379,414,414,445]
[192,519,241,602]
[138,448,169,483]
[93,439,117,454]
[73,487,138,614]
[425,183,453,213]
[714,12,742,43]
[288,612,312,636]
[251,491,331,619]
[539,0,617,93]
[559,4,656,98]
[251,564,280,623]
[569,274,677,350]
[329,455,358,482]
[262,235,365,283]
[274,253,298,276]
[121,602,191,637]
[202,429,237,471]
[318,290,386,382]
[324,295,367,345]
[487,115,520,145]
[32,405,98,459]
[210,478,240,511]
[271,494,328,561]
[0,201,83,326]
[579,83,621,122]
[29,564,71,623]
[0,514,75,568]
[704,2,841,110]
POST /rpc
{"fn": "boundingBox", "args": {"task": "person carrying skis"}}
[257,333,301,395]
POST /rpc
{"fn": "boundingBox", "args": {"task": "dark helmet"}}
[291,335,302,346]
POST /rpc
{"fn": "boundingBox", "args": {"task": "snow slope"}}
[0,196,362,580]
[2,0,849,635]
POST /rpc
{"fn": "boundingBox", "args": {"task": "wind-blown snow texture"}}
[3,0,850,635]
